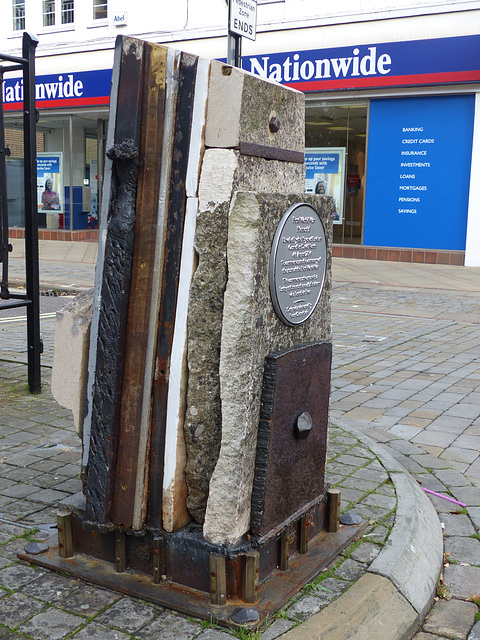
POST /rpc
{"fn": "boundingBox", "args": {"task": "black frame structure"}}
[0,32,41,393]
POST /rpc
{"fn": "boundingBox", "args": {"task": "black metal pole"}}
[0,70,10,299]
[227,31,242,68]
[22,32,41,393]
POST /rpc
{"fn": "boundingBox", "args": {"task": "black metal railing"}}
[0,32,42,393]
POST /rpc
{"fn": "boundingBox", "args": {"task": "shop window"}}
[13,0,25,31]
[93,0,107,20]
[42,0,74,27]
[305,101,368,245]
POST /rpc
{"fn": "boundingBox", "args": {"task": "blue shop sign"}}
[3,68,112,111]
[244,35,480,91]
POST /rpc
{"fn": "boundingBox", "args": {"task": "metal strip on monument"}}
[269,202,327,327]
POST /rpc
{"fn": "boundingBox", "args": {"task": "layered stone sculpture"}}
[47,36,338,624]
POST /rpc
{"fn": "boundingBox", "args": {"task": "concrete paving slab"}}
[280,574,418,640]
[368,472,443,618]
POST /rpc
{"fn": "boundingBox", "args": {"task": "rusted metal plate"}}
[111,43,168,529]
[251,342,332,537]
[19,520,366,630]
[239,141,304,164]
[85,36,145,524]
[147,52,198,529]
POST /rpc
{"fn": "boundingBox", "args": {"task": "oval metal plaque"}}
[269,203,327,326]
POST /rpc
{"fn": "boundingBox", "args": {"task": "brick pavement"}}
[0,251,479,638]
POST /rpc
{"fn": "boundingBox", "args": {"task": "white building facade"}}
[2,0,480,265]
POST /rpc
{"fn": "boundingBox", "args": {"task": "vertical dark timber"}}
[111,43,167,528]
[85,37,144,524]
[147,53,198,529]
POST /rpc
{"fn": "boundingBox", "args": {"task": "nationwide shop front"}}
[3,67,111,240]
[3,28,480,264]
[242,33,480,266]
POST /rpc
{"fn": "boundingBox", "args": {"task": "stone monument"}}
[25,36,363,629]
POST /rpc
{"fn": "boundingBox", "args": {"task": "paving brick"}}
[136,611,202,639]
[443,564,480,599]
[422,598,477,640]
[21,573,80,602]
[0,592,46,628]
[445,536,480,566]
[68,622,131,640]
[286,594,328,621]
[95,597,161,633]
[261,618,296,640]
[451,485,480,506]
[0,564,45,590]
[18,608,85,640]
[334,558,366,581]
[439,513,476,537]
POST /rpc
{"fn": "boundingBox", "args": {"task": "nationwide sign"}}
[242,35,480,92]
[3,35,480,110]
[2,68,112,111]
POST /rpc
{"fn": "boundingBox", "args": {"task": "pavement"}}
[0,239,479,640]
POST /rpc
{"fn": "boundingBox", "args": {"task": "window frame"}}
[93,0,107,20]
[13,0,26,31]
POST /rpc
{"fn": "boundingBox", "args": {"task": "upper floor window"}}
[61,0,74,23]
[13,0,25,31]
[93,0,107,20]
[42,0,74,27]
[43,0,55,26]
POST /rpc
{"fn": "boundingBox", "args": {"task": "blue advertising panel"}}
[244,35,480,92]
[364,95,475,250]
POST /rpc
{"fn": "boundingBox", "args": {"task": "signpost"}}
[228,0,257,67]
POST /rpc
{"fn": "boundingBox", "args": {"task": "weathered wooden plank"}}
[85,36,145,524]
[147,52,198,530]
[110,43,168,528]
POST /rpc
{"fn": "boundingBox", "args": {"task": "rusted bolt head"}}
[295,411,313,439]
[269,116,281,133]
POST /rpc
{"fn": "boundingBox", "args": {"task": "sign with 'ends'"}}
[229,0,257,41]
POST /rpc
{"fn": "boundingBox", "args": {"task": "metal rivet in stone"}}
[340,512,362,525]
[222,65,233,76]
[229,607,260,625]
[24,542,49,555]
[295,411,312,439]
[269,116,281,133]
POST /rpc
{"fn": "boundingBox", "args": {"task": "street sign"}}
[229,0,257,42]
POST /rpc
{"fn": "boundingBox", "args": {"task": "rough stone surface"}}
[204,58,304,153]
[184,146,306,524]
[51,289,93,436]
[280,573,418,640]
[203,192,332,545]
[422,598,477,640]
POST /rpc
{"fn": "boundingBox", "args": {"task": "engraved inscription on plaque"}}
[269,203,327,326]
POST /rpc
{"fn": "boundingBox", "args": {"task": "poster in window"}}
[305,148,346,224]
[37,152,63,214]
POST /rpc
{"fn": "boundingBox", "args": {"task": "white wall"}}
[465,92,480,267]
[0,0,477,58]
